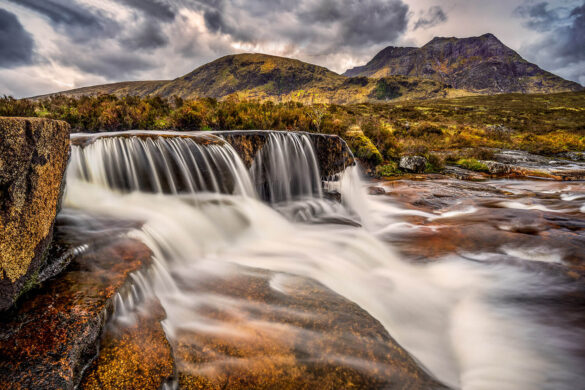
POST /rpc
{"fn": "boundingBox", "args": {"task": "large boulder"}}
[399,155,427,173]
[0,117,70,311]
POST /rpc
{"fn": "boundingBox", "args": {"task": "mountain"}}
[38,53,464,103]
[344,33,583,94]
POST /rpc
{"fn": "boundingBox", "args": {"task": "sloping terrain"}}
[37,53,463,103]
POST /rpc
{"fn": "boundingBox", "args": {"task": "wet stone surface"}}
[379,178,585,273]
[80,298,174,390]
[0,229,152,389]
[170,267,446,390]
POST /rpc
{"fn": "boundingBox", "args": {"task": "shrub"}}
[376,161,401,176]
[345,130,384,166]
[426,153,445,172]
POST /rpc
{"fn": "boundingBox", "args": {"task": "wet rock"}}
[399,156,427,173]
[0,117,70,311]
[368,186,386,195]
[0,236,152,389]
[80,299,174,390]
[71,130,225,148]
[173,268,447,389]
[443,166,487,181]
[557,152,585,162]
[481,160,511,175]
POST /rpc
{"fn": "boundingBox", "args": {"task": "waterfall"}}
[250,132,323,203]
[64,130,585,390]
[69,132,255,197]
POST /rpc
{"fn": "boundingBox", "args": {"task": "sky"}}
[0,0,583,98]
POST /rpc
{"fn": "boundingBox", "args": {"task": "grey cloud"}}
[118,0,175,22]
[196,0,410,51]
[121,22,169,50]
[514,1,564,31]
[515,1,585,85]
[0,9,34,68]
[7,0,119,41]
[59,49,156,79]
[414,6,447,30]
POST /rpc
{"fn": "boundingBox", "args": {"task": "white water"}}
[65,132,584,390]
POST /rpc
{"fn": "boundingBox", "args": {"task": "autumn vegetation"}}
[1,91,584,171]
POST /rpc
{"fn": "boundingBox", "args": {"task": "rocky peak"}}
[343,34,583,94]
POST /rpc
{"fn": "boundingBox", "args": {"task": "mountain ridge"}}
[35,53,463,103]
[37,34,582,102]
[343,33,582,94]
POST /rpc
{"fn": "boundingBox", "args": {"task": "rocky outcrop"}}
[0,117,70,311]
[215,131,355,178]
[399,156,427,173]
[344,33,583,94]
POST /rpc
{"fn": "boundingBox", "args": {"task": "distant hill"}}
[344,34,583,94]
[37,53,465,103]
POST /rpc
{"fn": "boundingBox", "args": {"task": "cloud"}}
[120,21,169,50]
[0,9,34,68]
[6,0,119,42]
[414,6,447,30]
[514,0,585,85]
[118,0,176,21]
[1,0,413,96]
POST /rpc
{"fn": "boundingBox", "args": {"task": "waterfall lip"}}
[71,130,225,147]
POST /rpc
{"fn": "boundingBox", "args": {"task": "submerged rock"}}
[399,156,427,173]
[80,298,174,390]
[0,235,152,389]
[0,117,70,311]
[172,268,447,389]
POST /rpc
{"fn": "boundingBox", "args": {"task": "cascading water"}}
[64,131,585,390]
[250,132,323,203]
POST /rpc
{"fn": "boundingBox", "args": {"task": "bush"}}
[426,153,445,172]
[411,122,443,137]
[376,161,401,176]
[345,130,384,166]
[465,147,495,160]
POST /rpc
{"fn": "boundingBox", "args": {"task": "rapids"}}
[64,131,585,390]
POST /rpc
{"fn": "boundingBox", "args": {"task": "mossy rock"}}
[0,117,70,311]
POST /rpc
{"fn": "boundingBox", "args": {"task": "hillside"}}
[344,34,583,94]
[38,53,465,104]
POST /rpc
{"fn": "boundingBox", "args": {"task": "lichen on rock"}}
[0,117,70,311]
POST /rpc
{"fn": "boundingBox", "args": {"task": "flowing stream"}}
[64,131,585,390]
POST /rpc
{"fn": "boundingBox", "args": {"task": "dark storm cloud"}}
[194,0,410,51]
[514,1,564,31]
[7,0,119,41]
[560,3,585,62]
[0,9,34,68]
[516,1,585,63]
[414,6,447,30]
[515,1,585,85]
[121,22,169,50]
[118,0,176,21]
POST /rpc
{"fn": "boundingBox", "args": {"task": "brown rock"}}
[0,237,152,389]
[80,298,174,390]
[172,268,446,389]
[0,117,70,311]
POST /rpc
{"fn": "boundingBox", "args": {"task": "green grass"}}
[456,158,489,172]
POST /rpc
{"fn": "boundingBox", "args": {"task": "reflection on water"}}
[64,132,585,390]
